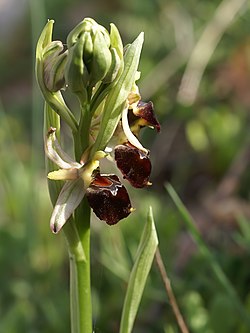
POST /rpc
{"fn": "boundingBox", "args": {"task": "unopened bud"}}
[65,34,88,99]
[89,30,112,87]
[103,47,121,83]
[43,41,68,92]
[65,18,121,91]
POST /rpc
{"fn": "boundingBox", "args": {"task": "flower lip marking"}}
[90,173,122,196]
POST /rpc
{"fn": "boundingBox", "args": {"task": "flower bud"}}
[65,18,114,91]
[86,173,132,225]
[43,41,68,92]
[65,34,88,98]
[88,30,112,87]
[102,47,121,83]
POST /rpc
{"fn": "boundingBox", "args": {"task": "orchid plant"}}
[36,18,159,333]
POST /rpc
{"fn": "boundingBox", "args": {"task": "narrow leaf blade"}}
[119,206,158,333]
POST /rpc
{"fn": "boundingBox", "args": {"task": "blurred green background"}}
[1,0,250,332]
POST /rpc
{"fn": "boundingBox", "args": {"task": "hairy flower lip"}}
[114,142,152,188]
[86,173,132,225]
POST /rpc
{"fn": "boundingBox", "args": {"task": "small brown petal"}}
[86,174,132,225]
[133,101,160,132]
[114,143,151,188]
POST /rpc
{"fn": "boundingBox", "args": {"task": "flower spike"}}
[37,18,160,233]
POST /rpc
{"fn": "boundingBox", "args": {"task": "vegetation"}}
[1,0,250,332]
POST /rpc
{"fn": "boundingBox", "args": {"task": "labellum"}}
[86,173,132,225]
[114,142,151,188]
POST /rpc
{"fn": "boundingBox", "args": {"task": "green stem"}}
[79,99,91,154]
[67,98,92,333]
[73,96,92,161]
[63,213,92,333]
[75,199,92,333]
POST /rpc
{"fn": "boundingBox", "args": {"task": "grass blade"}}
[166,183,250,326]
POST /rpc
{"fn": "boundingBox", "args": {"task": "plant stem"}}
[63,198,92,333]
[67,98,92,333]
[75,199,92,333]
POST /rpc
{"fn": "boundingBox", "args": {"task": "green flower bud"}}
[102,47,121,83]
[43,41,68,92]
[65,18,122,92]
[82,32,93,66]
[65,34,88,99]
[35,20,78,132]
[88,30,112,87]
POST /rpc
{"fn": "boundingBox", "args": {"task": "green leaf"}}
[119,206,158,333]
[90,32,144,157]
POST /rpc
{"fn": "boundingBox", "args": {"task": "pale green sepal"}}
[45,127,81,169]
[90,32,144,157]
[119,207,158,333]
[89,30,112,87]
[36,20,54,55]
[43,40,63,58]
[50,179,85,234]
[103,47,121,83]
[66,18,97,47]
[110,23,123,59]
[82,31,94,67]
[65,34,88,99]
[44,47,68,92]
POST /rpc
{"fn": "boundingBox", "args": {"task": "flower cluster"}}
[45,93,160,232]
[36,18,160,233]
